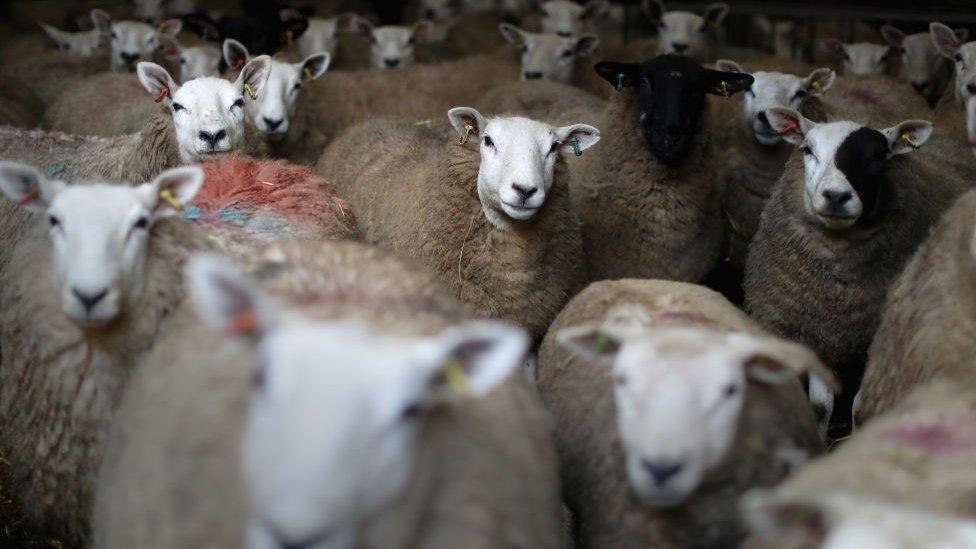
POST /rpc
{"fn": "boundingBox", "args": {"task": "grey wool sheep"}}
[476,79,605,127]
[93,240,563,549]
[540,279,833,548]
[0,163,211,545]
[315,107,597,339]
[42,71,168,137]
[570,55,753,283]
[744,106,972,426]
[856,189,976,425]
[0,73,44,129]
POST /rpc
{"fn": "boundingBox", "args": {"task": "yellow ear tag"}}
[719,81,731,99]
[901,132,921,150]
[159,188,182,210]
[286,30,294,46]
[594,333,610,355]
[443,358,468,394]
[458,124,475,145]
[304,67,313,80]
[244,83,258,100]
[811,81,825,94]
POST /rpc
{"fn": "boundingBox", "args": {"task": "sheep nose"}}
[73,287,108,313]
[198,129,226,147]
[263,117,283,131]
[642,460,684,487]
[524,71,543,80]
[672,42,689,53]
[757,111,769,126]
[512,183,538,201]
[424,8,436,19]
[556,31,571,38]
[384,58,401,68]
[912,81,927,93]
[120,51,140,64]
[822,189,853,209]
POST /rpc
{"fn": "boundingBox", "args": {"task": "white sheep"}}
[881,24,968,107]
[528,0,610,37]
[931,22,976,108]
[93,241,563,549]
[544,279,832,547]
[293,15,346,59]
[133,0,197,24]
[499,23,599,84]
[38,22,102,57]
[349,15,432,69]
[643,0,729,61]
[0,162,210,545]
[90,8,182,72]
[821,38,893,76]
[158,34,222,83]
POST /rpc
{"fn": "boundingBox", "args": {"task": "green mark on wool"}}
[123,123,135,135]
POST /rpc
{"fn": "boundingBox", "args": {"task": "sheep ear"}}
[186,254,282,340]
[715,58,744,73]
[704,69,753,96]
[281,17,309,42]
[299,52,331,81]
[556,324,624,365]
[411,20,432,43]
[0,162,64,212]
[931,23,961,60]
[136,62,178,105]
[499,23,527,47]
[753,15,771,36]
[158,35,181,58]
[184,13,221,42]
[741,490,830,545]
[642,0,665,26]
[574,34,600,57]
[821,38,846,59]
[802,68,835,97]
[39,22,72,48]
[556,124,600,155]
[223,38,250,70]
[726,333,839,392]
[883,120,932,156]
[157,18,183,39]
[91,9,112,37]
[419,321,528,400]
[595,61,640,90]
[140,166,204,219]
[880,25,905,47]
[702,3,729,28]
[447,107,486,141]
[765,107,812,146]
[581,1,610,20]
[350,15,375,38]
[237,55,272,100]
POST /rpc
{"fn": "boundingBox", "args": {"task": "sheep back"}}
[43,72,165,137]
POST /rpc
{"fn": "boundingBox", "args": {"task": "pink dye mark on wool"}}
[884,424,976,455]
[839,87,886,107]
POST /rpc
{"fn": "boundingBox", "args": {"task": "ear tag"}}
[778,120,798,135]
[901,132,921,150]
[225,309,258,335]
[594,333,610,355]
[304,67,313,80]
[719,80,731,99]
[159,188,183,210]
[811,81,825,94]
[154,86,170,103]
[233,58,245,70]
[458,124,475,145]
[615,73,624,91]
[286,30,294,46]
[245,83,258,100]
[443,358,468,394]
[18,186,40,206]
[570,135,583,157]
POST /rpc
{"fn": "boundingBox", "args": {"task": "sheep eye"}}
[561,49,573,58]
[802,145,814,157]
[956,53,964,62]
[549,141,558,155]
[293,82,302,91]
[794,89,807,99]
[407,36,415,46]
[483,135,494,148]
[723,384,738,398]
[539,9,549,17]
[180,57,187,65]
[698,25,707,33]
[110,32,118,39]
[659,23,667,30]
[232,98,245,109]
[401,402,421,420]
[172,102,184,112]
[48,215,60,228]
[900,47,907,55]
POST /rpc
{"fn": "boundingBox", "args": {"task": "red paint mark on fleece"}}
[885,424,976,455]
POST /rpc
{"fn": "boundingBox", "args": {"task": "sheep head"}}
[448,107,599,229]
[529,0,609,38]
[716,59,835,146]
[558,311,835,506]
[766,107,932,232]
[351,15,431,70]
[91,8,181,72]
[931,23,976,106]
[883,26,967,102]
[158,35,222,83]
[0,163,202,327]
[643,0,728,59]
[821,39,893,76]
[186,254,527,549]
[500,23,599,84]
[137,56,271,163]
[294,16,344,58]
[38,23,101,57]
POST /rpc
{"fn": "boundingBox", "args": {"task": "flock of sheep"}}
[0,0,975,547]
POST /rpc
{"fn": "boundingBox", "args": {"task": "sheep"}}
[90,9,182,72]
[741,378,976,548]
[93,241,563,549]
[571,54,753,283]
[499,22,599,84]
[752,16,801,60]
[744,106,972,428]
[158,34,222,82]
[821,38,894,76]
[38,22,102,57]
[539,278,833,548]
[133,0,197,24]
[643,0,729,61]
[881,24,968,108]
[0,47,106,107]
[182,10,310,57]
[0,74,44,129]
[931,22,976,109]
[527,0,610,38]
[42,72,166,137]
[349,15,432,69]
[0,162,211,546]
[293,15,346,59]
[315,107,596,338]
[712,59,835,273]
[476,79,605,127]
[855,189,976,425]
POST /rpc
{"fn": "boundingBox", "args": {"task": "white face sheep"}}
[39,23,102,57]
[499,23,599,83]
[91,9,182,72]
[821,39,892,76]
[136,56,271,163]
[559,319,826,505]
[717,60,836,146]
[0,162,203,326]
[531,1,609,37]
[447,107,599,228]
[351,16,431,69]
[765,107,932,231]
[185,255,527,549]
[295,17,342,59]
[418,0,455,21]
[133,0,198,24]
[159,36,222,83]
[222,39,331,140]
[931,22,976,106]
[882,25,967,102]
[643,0,729,58]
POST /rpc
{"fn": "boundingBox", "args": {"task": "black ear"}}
[183,13,222,42]
[703,69,753,97]
[595,62,640,91]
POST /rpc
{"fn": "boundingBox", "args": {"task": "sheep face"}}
[39,24,101,57]
[419,0,456,21]
[559,319,830,506]
[717,61,835,146]
[500,24,599,83]
[932,23,976,105]
[92,9,181,72]
[448,108,599,228]
[160,37,222,83]
[0,163,202,327]
[596,55,753,166]
[534,1,608,38]
[882,26,960,100]
[644,0,728,59]
[186,256,526,549]
[822,40,892,76]
[352,17,431,70]
[138,57,271,163]
[766,108,933,232]
[296,18,341,58]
